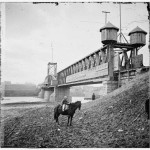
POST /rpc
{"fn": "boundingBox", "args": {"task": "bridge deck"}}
[58,76,109,87]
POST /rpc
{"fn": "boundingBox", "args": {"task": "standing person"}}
[61,96,70,111]
[145,98,149,122]
[92,93,95,100]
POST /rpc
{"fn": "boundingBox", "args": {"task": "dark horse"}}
[54,101,81,126]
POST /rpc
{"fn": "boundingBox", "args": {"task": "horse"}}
[54,101,81,126]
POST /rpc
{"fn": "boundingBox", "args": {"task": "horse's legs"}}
[56,114,60,125]
[70,115,73,126]
[56,118,60,125]
[67,116,70,126]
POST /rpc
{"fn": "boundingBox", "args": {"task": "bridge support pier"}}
[54,86,71,102]
[44,89,54,102]
[103,80,118,94]
[38,89,45,98]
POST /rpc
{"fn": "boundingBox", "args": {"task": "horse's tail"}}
[54,105,60,120]
[54,107,57,120]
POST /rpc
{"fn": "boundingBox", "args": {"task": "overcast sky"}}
[1,2,149,85]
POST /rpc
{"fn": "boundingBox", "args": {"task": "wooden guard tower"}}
[129,26,147,47]
[100,22,119,81]
[100,21,119,45]
[100,22,147,87]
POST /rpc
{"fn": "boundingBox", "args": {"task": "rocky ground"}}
[1,72,149,148]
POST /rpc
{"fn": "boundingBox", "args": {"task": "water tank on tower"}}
[100,22,119,44]
[128,26,147,47]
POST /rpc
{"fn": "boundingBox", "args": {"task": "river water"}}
[1,97,92,104]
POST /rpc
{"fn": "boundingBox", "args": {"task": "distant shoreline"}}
[1,101,49,106]
[1,96,91,106]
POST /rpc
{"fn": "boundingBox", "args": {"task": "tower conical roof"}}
[100,22,119,32]
[128,26,147,36]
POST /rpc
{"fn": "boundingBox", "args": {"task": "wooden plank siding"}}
[66,63,108,83]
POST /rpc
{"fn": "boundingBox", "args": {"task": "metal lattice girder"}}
[47,62,57,78]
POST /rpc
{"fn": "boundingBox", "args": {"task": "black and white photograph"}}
[1,1,150,148]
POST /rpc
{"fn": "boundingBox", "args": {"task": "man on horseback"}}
[61,96,70,112]
[54,100,81,126]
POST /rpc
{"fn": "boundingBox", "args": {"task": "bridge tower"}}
[99,22,147,93]
[100,21,119,45]
[38,62,58,101]
[100,22,119,93]
[128,26,147,69]
[129,26,147,47]
[100,21,119,79]
[116,26,147,87]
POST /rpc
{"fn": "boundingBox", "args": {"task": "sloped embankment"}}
[80,71,149,147]
[1,72,149,148]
